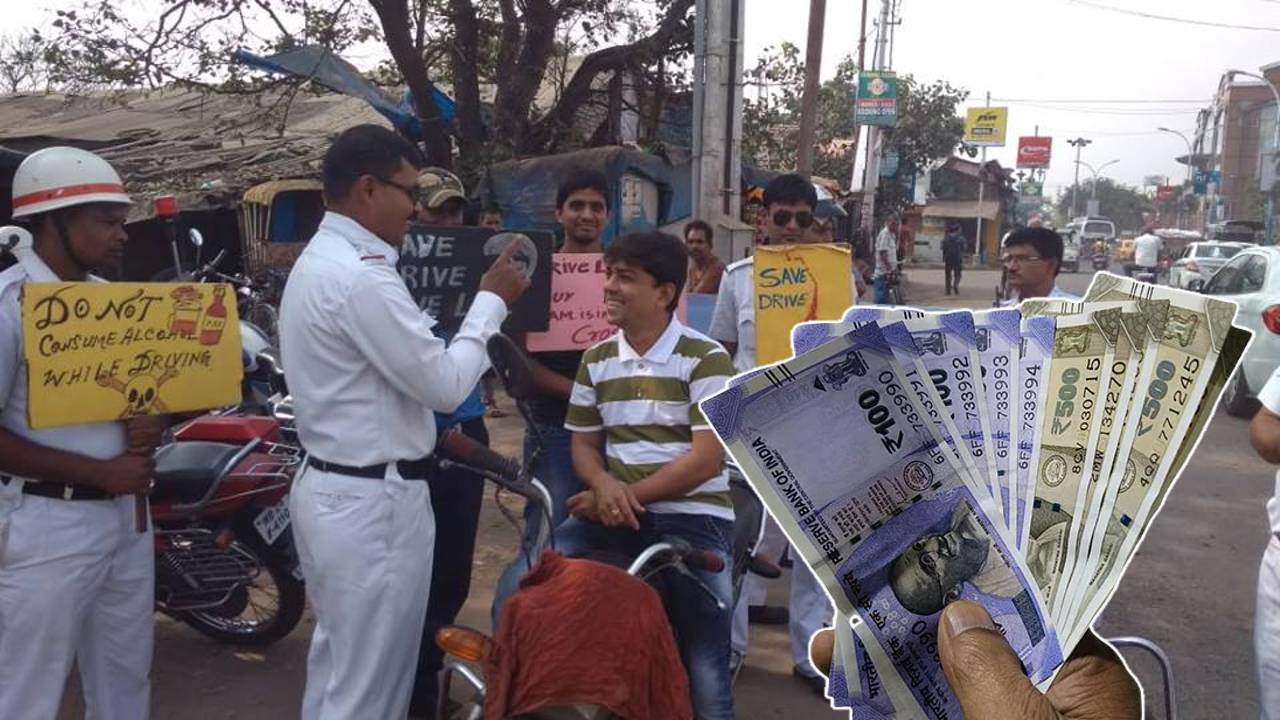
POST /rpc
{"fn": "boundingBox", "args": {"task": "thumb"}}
[937,601,1057,720]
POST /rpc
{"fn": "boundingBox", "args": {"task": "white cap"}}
[11,146,132,218]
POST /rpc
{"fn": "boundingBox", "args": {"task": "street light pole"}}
[1227,69,1280,244]
[1158,126,1194,229]
[1076,159,1118,216]
[1068,137,1092,218]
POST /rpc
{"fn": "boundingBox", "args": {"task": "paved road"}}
[911,263,1269,718]
[58,264,1269,718]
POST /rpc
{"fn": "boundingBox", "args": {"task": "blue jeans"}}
[874,275,892,304]
[554,513,737,720]
[491,423,581,625]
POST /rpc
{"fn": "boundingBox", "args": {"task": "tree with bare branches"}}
[42,0,694,176]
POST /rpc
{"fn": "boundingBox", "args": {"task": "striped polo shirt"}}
[564,318,736,520]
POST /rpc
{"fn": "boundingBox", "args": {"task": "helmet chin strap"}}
[52,211,93,278]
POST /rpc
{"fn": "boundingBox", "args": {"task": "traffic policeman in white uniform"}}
[279,124,528,719]
[710,173,856,692]
[0,147,163,719]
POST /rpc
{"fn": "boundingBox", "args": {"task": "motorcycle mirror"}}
[486,334,534,402]
[0,225,33,256]
[188,228,204,248]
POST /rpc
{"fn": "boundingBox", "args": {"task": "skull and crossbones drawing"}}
[96,368,179,419]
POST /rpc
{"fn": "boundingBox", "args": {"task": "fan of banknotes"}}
[700,273,1251,719]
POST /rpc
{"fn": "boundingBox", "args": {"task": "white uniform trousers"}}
[1257,534,1280,720]
[730,517,832,675]
[0,491,154,720]
[291,464,434,720]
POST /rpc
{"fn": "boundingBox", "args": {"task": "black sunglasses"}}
[374,176,421,204]
[772,210,815,229]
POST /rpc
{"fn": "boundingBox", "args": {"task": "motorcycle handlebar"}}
[436,428,527,495]
[663,536,725,574]
[194,249,228,280]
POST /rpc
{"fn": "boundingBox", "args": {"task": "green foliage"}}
[742,44,969,216]
[1054,177,1153,232]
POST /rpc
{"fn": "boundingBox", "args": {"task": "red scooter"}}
[151,407,305,646]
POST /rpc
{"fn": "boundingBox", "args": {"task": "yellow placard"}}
[754,244,853,366]
[964,106,1009,147]
[21,283,244,429]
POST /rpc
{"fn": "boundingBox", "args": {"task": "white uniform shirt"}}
[875,227,898,277]
[1002,284,1078,308]
[709,255,859,373]
[1133,233,1162,267]
[0,251,125,464]
[279,212,507,467]
[1257,366,1280,535]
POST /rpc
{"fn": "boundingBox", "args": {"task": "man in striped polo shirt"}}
[561,231,737,719]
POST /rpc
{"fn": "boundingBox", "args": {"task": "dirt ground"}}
[57,393,837,719]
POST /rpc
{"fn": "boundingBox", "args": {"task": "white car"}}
[1168,241,1251,291]
[1200,246,1280,417]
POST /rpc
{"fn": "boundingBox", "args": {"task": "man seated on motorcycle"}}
[559,230,738,720]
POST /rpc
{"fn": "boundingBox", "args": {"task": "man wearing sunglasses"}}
[1000,227,1078,306]
[710,172,855,694]
[279,125,530,719]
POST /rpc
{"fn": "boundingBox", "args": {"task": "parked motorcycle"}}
[431,334,773,719]
[151,408,306,646]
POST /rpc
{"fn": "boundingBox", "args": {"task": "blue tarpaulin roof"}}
[233,46,456,141]
[480,146,674,247]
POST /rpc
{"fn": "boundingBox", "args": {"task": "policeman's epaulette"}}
[726,256,754,273]
[360,255,386,263]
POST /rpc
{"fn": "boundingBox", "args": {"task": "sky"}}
[9,0,1279,198]
[743,0,1279,196]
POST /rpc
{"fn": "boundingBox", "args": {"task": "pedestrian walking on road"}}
[942,224,965,295]
[279,125,529,720]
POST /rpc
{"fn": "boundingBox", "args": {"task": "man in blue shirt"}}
[409,167,494,716]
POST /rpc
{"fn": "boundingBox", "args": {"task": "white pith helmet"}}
[11,146,133,219]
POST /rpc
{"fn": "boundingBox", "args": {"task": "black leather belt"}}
[306,456,437,481]
[0,475,112,501]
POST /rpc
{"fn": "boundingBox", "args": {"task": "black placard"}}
[397,226,554,332]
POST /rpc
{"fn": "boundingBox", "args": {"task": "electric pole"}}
[796,0,827,177]
[859,0,894,236]
[1067,137,1092,219]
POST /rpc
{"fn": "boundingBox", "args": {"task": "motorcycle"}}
[1092,253,1109,271]
[151,406,306,646]
[431,334,776,719]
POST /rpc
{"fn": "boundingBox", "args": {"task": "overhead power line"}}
[1068,0,1280,31]
[991,97,1208,104]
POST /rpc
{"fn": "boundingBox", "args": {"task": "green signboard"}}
[855,71,898,127]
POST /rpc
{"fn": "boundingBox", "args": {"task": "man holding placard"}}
[491,168,612,622]
[0,147,163,719]
[280,125,529,719]
[709,173,856,692]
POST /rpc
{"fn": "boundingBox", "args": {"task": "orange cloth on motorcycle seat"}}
[483,550,694,720]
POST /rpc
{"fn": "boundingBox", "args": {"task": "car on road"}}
[1200,245,1280,417]
[1168,241,1251,291]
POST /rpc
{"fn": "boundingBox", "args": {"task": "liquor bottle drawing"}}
[200,285,228,346]
[168,285,203,335]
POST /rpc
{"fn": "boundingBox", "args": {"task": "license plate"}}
[254,499,291,545]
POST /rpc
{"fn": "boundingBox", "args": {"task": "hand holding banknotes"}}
[808,602,1140,719]
[938,601,1140,720]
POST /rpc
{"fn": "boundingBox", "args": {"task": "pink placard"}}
[524,252,688,352]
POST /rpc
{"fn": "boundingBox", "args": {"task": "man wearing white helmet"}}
[0,147,162,719]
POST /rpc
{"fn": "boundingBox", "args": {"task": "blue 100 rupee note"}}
[701,321,1064,720]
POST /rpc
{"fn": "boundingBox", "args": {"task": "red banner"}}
[1017,137,1053,168]
[1156,185,1180,202]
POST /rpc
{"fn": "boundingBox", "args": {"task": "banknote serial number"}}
[1050,358,1101,435]
[1136,357,1202,480]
